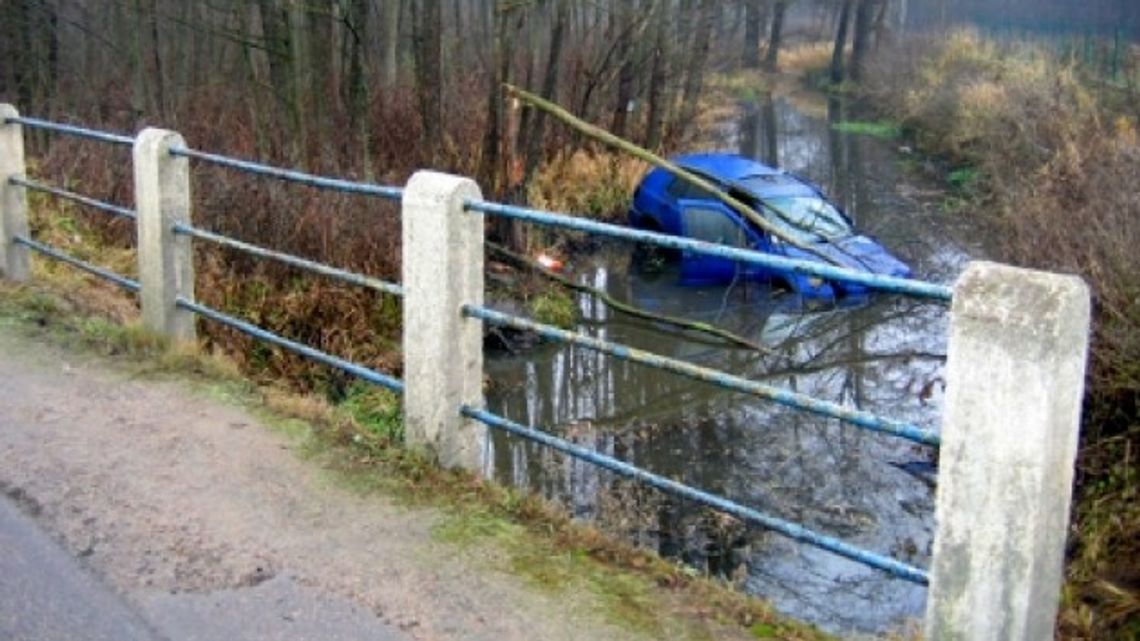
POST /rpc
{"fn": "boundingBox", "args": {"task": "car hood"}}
[789,235,912,279]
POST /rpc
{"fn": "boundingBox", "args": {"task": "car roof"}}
[670,153,817,199]
[673,153,782,182]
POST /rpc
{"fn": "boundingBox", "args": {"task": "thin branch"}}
[503,83,839,265]
[488,241,773,353]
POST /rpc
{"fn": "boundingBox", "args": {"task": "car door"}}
[677,199,761,284]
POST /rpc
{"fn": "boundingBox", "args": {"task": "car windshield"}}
[761,196,853,242]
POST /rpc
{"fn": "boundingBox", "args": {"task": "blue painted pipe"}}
[14,236,140,292]
[464,305,940,447]
[466,200,953,302]
[11,177,137,221]
[169,147,404,200]
[175,298,404,393]
[462,406,930,585]
[3,116,135,147]
[173,223,403,298]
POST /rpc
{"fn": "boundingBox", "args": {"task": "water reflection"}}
[485,94,978,634]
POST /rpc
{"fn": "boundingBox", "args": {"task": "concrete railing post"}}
[401,171,485,471]
[926,261,1090,640]
[134,128,196,342]
[0,104,30,282]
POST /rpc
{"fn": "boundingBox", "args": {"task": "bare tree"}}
[743,0,766,68]
[831,0,854,84]
[677,0,715,139]
[414,0,443,159]
[765,0,788,72]
[851,0,878,81]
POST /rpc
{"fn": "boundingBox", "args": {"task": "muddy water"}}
[485,93,982,635]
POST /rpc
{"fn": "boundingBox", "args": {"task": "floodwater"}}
[484,93,981,635]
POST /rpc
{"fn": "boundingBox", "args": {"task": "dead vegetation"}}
[862,29,1140,639]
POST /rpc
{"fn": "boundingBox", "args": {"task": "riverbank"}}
[0,280,834,641]
[847,31,1140,639]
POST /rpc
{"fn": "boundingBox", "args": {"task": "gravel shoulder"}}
[0,318,681,641]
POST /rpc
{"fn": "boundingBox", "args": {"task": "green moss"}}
[750,623,778,638]
[337,381,403,444]
[831,120,902,139]
[947,166,981,190]
[530,289,577,329]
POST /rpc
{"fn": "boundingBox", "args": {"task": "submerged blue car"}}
[629,153,911,298]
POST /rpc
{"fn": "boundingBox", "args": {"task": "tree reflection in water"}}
[485,93,979,635]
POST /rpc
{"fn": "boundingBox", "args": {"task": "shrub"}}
[526,150,648,223]
[864,31,1140,639]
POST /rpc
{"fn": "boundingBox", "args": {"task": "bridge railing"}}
[0,106,1090,640]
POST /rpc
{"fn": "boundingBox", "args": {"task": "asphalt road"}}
[0,494,165,641]
[0,493,412,641]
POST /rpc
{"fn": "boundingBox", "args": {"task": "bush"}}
[526,150,647,223]
[863,30,1140,639]
[864,29,1140,437]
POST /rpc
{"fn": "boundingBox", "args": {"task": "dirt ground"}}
[0,321,674,641]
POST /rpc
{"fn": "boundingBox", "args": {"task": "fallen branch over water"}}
[488,242,772,354]
[503,83,838,266]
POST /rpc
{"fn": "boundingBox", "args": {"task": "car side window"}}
[682,206,748,248]
[666,177,716,201]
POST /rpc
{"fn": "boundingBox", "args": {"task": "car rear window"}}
[666,176,717,201]
[682,206,748,247]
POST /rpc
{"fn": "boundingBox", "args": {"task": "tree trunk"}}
[412,0,442,158]
[515,6,538,157]
[382,0,399,86]
[149,0,166,120]
[345,0,373,178]
[479,2,513,193]
[831,0,854,85]
[524,0,568,183]
[611,2,636,139]
[676,0,715,140]
[643,0,669,150]
[288,0,310,166]
[851,0,876,82]
[743,0,763,68]
[256,0,293,131]
[765,0,787,72]
[308,0,335,142]
[415,0,443,159]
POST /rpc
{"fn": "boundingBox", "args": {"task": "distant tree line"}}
[0,1,925,190]
[903,0,1139,37]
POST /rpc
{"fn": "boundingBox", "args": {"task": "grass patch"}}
[830,120,902,139]
[529,288,577,329]
[337,381,403,444]
[945,166,981,190]
[779,42,834,77]
[708,70,770,103]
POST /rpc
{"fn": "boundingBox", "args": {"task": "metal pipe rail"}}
[2,116,135,147]
[463,406,929,585]
[169,147,404,200]
[463,304,940,447]
[13,236,140,293]
[172,223,404,298]
[10,177,137,221]
[175,297,404,394]
[466,200,953,302]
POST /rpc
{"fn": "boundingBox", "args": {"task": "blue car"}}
[629,153,911,298]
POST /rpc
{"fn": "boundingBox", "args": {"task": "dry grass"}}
[778,42,834,77]
[526,149,648,224]
[863,30,1140,639]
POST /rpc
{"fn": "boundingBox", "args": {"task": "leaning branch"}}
[503,83,837,265]
[488,242,772,353]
